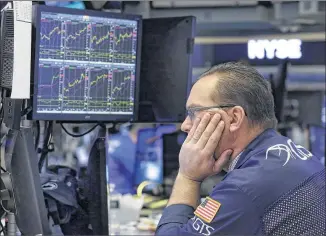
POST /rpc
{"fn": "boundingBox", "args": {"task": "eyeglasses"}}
[187,104,237,121]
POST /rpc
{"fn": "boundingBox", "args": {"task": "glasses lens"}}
[187,111,193,121]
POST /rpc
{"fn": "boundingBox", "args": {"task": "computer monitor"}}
[309,125,325,162]
[86,131,108,235]
[287,91,324,126]
[138,17,195,122]
[134,125,176,188]
[270,60,288,124]
[31,5,142,122]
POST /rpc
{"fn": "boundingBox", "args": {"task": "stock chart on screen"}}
[36,11,138,117]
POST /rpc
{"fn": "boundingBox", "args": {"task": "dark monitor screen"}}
[287,91,324,126]
[162,131,185,178]
[31,5,142,122]
[271,61,288,123]
[138,17,195,122]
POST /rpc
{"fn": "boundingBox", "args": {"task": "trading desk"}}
[108,194,165,235]
[109,208,162,235]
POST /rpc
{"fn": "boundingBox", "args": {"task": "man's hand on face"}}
[179,113,232,182]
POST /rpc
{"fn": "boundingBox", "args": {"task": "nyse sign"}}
[248,39,302,60]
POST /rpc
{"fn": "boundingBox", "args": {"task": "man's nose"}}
[181,116,192,133]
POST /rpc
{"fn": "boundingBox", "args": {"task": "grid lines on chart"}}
[88,68,110,111]
[40,18,63,59]
[38,64,61,109]
[111,68,132,112]
[63,66,86,110]
[90,23,111,62]
[64,22,88,61]
[113,25,134,64]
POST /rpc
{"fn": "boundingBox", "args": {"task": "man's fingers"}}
[189,113,211,143]
[197,113,221,148]
[184,117,201,143]
[215,109,231,131]
[204,120,225,152]
[213,149,233,173]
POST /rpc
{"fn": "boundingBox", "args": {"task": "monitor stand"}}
[87,125,109,235]
[1,98,51,235]
[1,126,52,235]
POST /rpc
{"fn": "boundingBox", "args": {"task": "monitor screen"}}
[32,6,141,121]
[134,125,176,188]
[138,17,195,122]
[309,125,325,162]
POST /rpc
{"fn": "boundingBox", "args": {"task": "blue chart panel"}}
[113,26,134,64]
[134,125,176,187]
[88,68,110,111]
[64,22,88,61]
[38,64,61,109]
[63,66,86,110]
[111,68,133,112]
[40,18,63,59]
[135,128,161,186]
[90,23,111,62]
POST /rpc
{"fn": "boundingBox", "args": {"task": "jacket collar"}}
[233,128,277,170]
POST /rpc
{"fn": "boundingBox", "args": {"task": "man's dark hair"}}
[199,61,278,129]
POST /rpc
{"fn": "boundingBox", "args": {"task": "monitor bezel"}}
[31,5,142,122]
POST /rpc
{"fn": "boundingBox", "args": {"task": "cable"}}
[38,121,53,172]
[0,106,3,128]
[0,88,4,128]
[0,220,5,235]
[34,121,40,151]
[0,88,4,177]
[60,123,99,138]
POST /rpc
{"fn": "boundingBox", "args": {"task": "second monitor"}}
[31,5,142,122]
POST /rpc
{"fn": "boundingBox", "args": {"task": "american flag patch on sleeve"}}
[194,197,221,223]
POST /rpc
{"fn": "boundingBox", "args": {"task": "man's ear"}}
[229,106,246,132]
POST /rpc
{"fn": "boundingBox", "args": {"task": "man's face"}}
[181,75,232,157]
